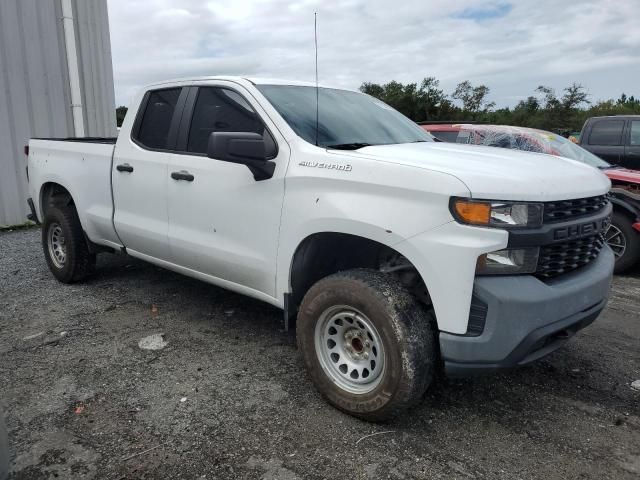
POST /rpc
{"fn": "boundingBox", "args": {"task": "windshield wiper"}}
[325,143,371,150]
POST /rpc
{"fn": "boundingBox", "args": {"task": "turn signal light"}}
[452,199,491,225]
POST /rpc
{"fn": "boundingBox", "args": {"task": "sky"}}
[107,0,640,109]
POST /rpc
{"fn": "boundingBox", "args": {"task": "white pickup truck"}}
[27,77,614,420]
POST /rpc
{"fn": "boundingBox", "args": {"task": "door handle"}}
[116,163,134,173]
[171,170,194,182]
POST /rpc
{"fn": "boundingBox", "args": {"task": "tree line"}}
[360,78,640,135]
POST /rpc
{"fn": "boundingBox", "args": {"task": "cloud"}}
[107,0,640,109]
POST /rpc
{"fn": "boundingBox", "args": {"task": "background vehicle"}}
[421,123,640,273]
[26,78,613,420]
[579,115,640,169]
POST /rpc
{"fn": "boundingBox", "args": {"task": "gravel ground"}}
[1,228,639,480]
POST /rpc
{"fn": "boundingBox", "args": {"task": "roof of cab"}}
[142,76,352,91]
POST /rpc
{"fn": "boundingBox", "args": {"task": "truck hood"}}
[339,142,611,201]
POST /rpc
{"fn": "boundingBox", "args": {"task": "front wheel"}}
[297,269,436,421]
[607,212,640,274]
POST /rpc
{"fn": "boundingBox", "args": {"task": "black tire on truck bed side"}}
[297,268,436,421]
[41,204,96,283]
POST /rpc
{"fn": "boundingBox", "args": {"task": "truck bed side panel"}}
[28,139,121,248]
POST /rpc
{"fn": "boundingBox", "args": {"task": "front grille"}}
[543,194,609,223]
[536,234,605,279]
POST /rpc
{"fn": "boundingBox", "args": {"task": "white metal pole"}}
[61,0,85,137]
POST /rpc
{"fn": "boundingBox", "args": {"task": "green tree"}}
[562,83,590,110]
[360,82,384,99]
[452,81,495,115]
[360,77,459,122]
[360,77,638,133]
[417,77,446,121]
[116,106,128,127]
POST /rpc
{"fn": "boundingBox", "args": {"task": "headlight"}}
[476,248,539,275]
[451,198,543,229]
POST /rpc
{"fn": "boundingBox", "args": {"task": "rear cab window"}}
[133,88,182,150]
[588,119,624,146]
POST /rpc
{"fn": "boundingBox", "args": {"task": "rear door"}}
[165,82,289,297]
[583,118,625,165]
[625,119,640,170]
[112,87,187,259]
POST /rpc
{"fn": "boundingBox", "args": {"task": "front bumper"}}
[441,246,614,377]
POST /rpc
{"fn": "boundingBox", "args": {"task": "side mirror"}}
[207,132,277,181]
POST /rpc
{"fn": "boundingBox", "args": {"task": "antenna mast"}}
[314,12,319,146]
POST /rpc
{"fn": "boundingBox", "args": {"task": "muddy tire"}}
[297,269,436,421]
[608,211,640,274]
[42,204,95,283]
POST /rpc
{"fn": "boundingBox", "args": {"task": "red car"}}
[422,123,640,273]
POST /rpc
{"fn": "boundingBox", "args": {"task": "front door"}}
[166,84,289,298]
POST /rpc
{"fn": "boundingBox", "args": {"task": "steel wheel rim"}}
[314,305,385,394]
[605,224,626,258]
[48,223,67,268]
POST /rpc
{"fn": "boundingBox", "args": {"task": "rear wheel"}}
[607,211,640,274]
[42,204,95,283]
[297,269,436,421]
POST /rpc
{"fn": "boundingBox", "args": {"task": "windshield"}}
[462,126,611,168]
[257,85,433,148]
[542,132,611,168]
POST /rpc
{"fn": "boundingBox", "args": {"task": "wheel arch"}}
[39,182,76,218]
[287,232,431,317]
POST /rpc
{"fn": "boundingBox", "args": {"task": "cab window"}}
[186,87,265,154]
[588,120,624,146]
[135,88,182,150]
[630,121,640,146]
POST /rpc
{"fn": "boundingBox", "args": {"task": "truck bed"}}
[28,137,121,248]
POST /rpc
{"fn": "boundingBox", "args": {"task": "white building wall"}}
[0,0,116,226]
